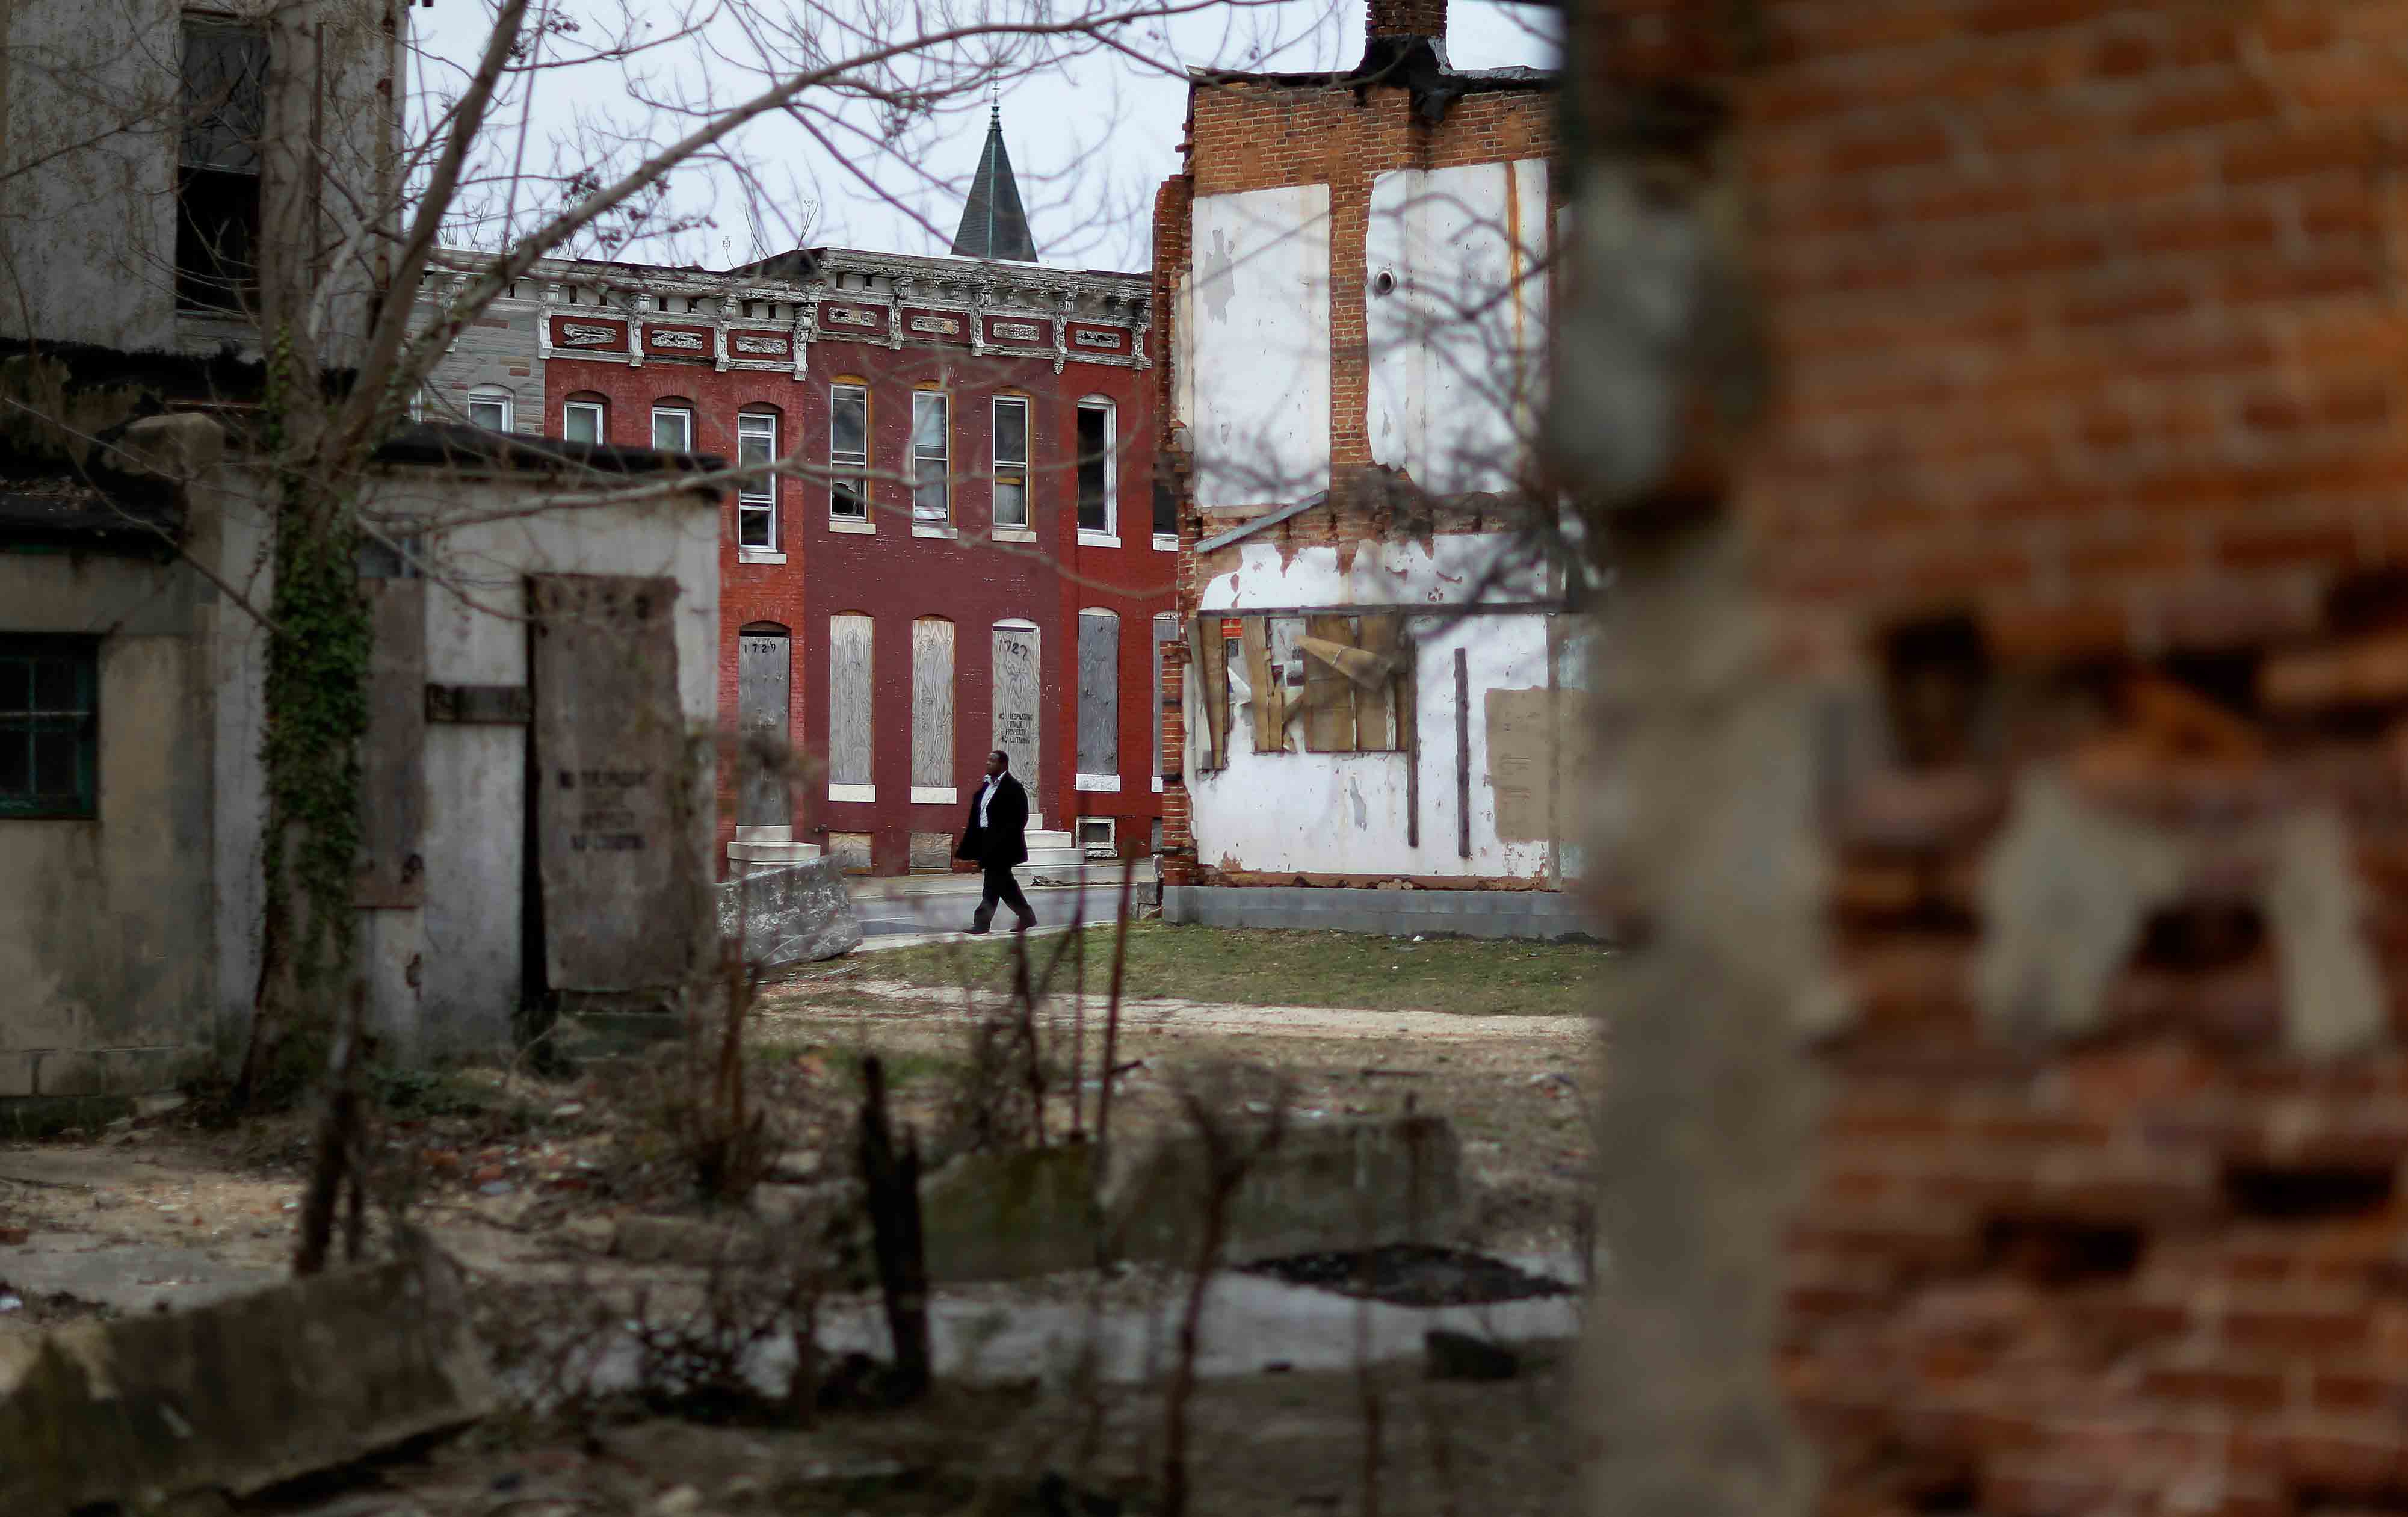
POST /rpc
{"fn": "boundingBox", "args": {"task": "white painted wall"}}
[1188,185,1331,509]
[1185,608,1554,880]
[1197,534,1549,613]
[1365,159,1549,496]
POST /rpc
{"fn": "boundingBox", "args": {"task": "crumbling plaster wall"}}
[1187,533,1559,880]
[1187,184,1332,510]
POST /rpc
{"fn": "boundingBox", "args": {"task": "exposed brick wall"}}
[1367,0,1446,40]
[1582,2,2408,1511]
[1154,72,1553,885]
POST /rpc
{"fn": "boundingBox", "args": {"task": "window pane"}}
[653,410,690,451]
[31,729,76,794]
[1077,407,1108,533]
[913,460,948,524]
[31,657,76,712]
[993,399,1026,466]
[563,404,601,445]
[995,480,1026,529]
[0,660,28,713]
[739,415,774,468]
[469,398,508,431]
[912,393,947,458]
[0,731,25,794]
[1153,478,1178,537]
[738,505,773,548]
[833,474,867,519]
[832,389,867,459]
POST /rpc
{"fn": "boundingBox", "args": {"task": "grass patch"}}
[852,922,1610,1016]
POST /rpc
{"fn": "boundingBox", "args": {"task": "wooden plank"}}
[355,578,427,909]
[828,614,874,788]
[1240,616,1282,752]
[1353,614,1400,750]
[910,619,954,792]
[1078,611,1119,776]
[1403,635,1420,848]
[992,623,1042,802]
[1484,687,1553,843]
[737,630,791,829]
[1454,646,1471,859]
[1301,614,1358,753]
[528,574,694,992]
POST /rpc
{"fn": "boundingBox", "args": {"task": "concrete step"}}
[729,839,824,868]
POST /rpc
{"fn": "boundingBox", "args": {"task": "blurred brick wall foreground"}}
[1584,4,2408,1514]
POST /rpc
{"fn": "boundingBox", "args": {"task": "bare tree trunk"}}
[857,1055,929,1401]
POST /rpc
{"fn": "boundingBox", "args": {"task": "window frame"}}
[911,389,952,534]
[992,394,1031,536]
[829,381,871,528]
[467,388,514,433]
[175,18,267,315]
[0,637,99,820]
[651,403,694,453]
[1075,398,1117,545]
[561,397,606,445]
[1075,606,1122,789]
[736,410,780,555]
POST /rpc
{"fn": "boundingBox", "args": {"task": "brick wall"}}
[1584,2,2408,1511]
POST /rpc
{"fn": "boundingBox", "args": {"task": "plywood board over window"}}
[1078,610,1120,782]
[912,618,955,800]
[829,613,874,794]
[736,629,789,829]
[1227,611,1410,755]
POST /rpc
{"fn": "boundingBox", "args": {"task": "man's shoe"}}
[1013,914,1037,933]
[965,923,992,935]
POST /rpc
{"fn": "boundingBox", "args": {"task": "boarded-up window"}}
[736,627,791,829]
[1233,611,1408,755]
[1187,614,1232,773]
[1153,613,1178,782]
[829,613,873,793]
[1078,610,1119,780]
[992,622,1042,809]
[912,617,955,799]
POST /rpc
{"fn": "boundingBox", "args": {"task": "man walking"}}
[957,748,1037,934]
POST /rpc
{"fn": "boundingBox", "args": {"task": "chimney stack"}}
[1366,0,1446,42]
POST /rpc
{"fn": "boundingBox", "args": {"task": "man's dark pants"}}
[974,862,1035,932]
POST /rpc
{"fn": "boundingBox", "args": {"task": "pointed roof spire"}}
[950,102,1038,263]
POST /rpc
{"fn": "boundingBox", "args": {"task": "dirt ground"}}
[0,977,1596,1513]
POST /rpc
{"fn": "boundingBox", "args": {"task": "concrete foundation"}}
[718,857,865,968]
[1162,883,1603,941]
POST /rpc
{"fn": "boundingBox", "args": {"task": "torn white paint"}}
[1189,185,1332,510]
[1366,160,1550,496]
[1199,531,1548,612]
[1185,610,1558,879]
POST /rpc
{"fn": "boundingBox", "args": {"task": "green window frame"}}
[0,637,97,819]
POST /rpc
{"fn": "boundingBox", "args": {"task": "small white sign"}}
[1072,329,1120,349]
[649,329,706,350]
[732,335,785,354]
[990,320,1041,342]
[909,315,962,335]
[558,322,619,347]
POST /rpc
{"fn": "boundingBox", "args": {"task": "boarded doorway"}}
[528,575,695,993]
[736,626,790,830]
[992,620,1040,825]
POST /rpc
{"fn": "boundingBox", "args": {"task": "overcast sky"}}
[415,1,1558,273]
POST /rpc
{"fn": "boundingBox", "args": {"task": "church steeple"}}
[950,104,1038,263]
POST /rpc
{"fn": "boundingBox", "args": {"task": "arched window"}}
[828,612,874,802]
[829,379,869,526]
[910,617,956,803]
[651,397,694,453]
[736,407,780,552]
[561,391,607,445]
[1076,607,1120,788]
[912,387,951,531]
[1075,396,1116,542]
[468,385,513,433]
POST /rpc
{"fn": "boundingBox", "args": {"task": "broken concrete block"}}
[717,857,864,967]
[0,1243,495,1517]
